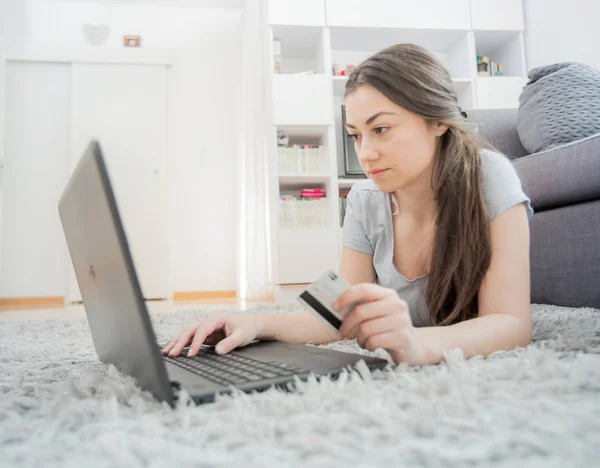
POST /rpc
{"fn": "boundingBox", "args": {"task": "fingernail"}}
[216,345,224,354]
[187,349,193,357]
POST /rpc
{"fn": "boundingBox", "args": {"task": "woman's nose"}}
[358,142,379,162]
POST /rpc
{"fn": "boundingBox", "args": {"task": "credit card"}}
[297,270,352,332]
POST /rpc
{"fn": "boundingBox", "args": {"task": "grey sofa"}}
[467,109,600,309]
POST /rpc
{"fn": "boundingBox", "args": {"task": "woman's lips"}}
[369,168,389,179]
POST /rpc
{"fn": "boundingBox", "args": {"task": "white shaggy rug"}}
[0,304,599,467]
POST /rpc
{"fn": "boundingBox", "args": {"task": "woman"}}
[163,44,533,366]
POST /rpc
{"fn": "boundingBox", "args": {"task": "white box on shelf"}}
[475,76,527,109]
[470,0,524,31]
[277,228,339,284]
[326,0,470,30]
[269,0,325,26]
[337,178,363,189]
[272,75,333,125]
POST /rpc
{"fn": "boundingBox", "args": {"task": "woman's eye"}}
[349,133,361,142]
[375,127,389,135]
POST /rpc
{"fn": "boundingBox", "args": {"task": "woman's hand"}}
[334,283,430,365]
[162,313,266,358]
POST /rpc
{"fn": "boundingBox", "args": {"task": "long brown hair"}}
[345,44,491,326]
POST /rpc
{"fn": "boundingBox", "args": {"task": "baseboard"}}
[173,290,237,302]
[270,284,309,305]
[0,291,246,309]
[0,296,65,310]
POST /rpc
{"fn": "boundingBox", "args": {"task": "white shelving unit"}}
[267,0,528,285]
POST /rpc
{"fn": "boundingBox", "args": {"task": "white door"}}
[69,63,169,301]
[0,61,71,299]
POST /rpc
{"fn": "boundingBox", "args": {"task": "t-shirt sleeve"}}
[341,188,374,255]
[481,150,534,221]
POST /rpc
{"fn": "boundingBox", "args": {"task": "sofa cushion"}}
[466,109,529,160]
[517,62,600,154]
[512,132,600,212]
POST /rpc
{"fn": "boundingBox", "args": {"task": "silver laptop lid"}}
[58,140,174,406]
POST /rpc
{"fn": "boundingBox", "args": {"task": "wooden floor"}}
[0,299,270,321]
[0,285,307,321]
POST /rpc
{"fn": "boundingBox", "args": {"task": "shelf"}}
[452,78,474,109]
[272,26,322,58]
[475,76,527,82]
[330,27,468,54]
[329,28,473,81]
[271,25,324,74]
[475,75,526,79]
[268,5,529,285]
[276,124,330,139]
[337,178,365,188]
[474,30,525,76]
[474,30,521,55]
[280,174,330,185]
[333,75,473,96]
[332,76,348,96]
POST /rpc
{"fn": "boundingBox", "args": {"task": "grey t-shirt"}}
[341,149,534,327]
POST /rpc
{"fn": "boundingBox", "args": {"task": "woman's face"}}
[344,85,447,193]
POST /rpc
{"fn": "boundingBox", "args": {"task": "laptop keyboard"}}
[163,347,308,386]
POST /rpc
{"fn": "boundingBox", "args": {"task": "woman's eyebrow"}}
[346,111,397,129]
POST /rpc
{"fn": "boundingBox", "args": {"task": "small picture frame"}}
[124,36,141,48]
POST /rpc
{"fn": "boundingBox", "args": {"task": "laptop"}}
[58,140,388,406]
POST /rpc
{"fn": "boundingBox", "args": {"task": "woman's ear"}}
[431,121,449,137]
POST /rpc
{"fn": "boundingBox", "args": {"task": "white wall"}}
[1,0,242,296]
[0,0,28,55]
[523,0,600,71]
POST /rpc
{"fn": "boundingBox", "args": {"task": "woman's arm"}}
[259,246,376,345]
[335,203,532,365]
[339,245,377,285]
[415,203,532,364]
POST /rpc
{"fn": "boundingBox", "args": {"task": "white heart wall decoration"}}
[82,24,110,46]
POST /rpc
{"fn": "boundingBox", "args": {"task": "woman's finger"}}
[162,338,177,355]
[355,315,396,348]
[339,298,396,339]
[215,329,246,355]
[333,283,397,318]
[362,331,401,353]
[168,324,203,357]
[187,316,228,357]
